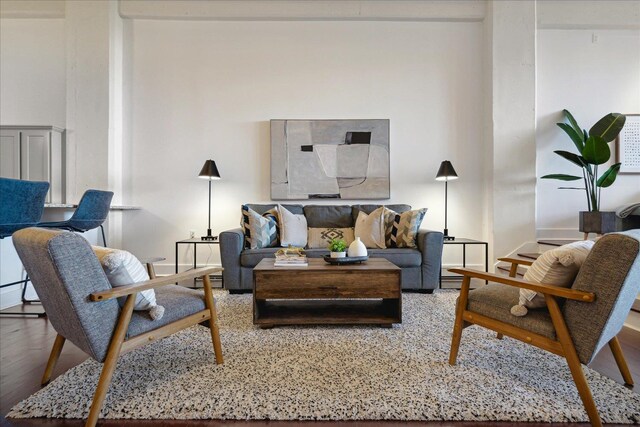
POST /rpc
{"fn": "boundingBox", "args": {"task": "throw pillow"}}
[354,207,386,249]
[510,240,595,316]
[278,204,308,247]
[389,208,427,248]
[382,206,398,247]
[241,205,278,249]
[307,227,355,249]
[92,247,165,320]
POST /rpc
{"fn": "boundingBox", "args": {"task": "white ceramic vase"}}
[330,251,346,258]
[348,237,368,257]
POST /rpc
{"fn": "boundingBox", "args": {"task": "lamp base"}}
[443,229,455,241]
[201,229,217,241]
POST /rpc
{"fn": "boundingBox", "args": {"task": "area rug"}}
[8,291,640,423]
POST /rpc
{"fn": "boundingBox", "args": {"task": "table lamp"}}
[198,159,221,241]
[435,160,458,241]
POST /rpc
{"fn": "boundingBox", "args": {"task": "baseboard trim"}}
[0,286,23,310]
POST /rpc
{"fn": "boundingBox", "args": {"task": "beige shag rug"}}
[8,291,640,423]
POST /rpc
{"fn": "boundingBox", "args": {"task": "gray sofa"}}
[220,204,444,292]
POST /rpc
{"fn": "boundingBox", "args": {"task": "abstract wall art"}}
[271,119,390,200]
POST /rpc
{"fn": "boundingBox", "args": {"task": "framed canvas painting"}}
[271,119,390,200]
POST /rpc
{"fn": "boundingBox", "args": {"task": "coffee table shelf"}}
[253,258,401,328]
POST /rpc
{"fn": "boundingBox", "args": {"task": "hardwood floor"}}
[1,305,638,427]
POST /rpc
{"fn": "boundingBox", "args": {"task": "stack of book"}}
[274,247,308,267]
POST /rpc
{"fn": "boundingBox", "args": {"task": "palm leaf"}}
[583,136,610,165]
[541,174,582,181]
[589,113,626,142]
[596,163,621,188]
[557,123,584,152]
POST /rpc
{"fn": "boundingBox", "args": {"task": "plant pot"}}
[330,251,346,258]
[579,211,617,234]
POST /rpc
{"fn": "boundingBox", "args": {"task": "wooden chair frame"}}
[40,266,224,427]
[448,262,634,427]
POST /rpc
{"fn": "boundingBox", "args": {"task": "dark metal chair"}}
[39,189,114,246]
[0,177,50,317]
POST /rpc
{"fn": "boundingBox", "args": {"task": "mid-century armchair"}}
[448,230,640,427]
[12,228,224,427]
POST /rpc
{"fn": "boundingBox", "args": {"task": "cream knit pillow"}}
[510,240,595,316]
[277,204,308,247]
[354,207,386,249]
[93,247,165,320]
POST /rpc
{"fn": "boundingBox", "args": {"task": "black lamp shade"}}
[198,160,221,180]
[435,160,458,181]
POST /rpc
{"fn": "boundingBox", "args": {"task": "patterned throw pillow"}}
[389,208,427,248]
[307,227,355,249]
[382,206,398,247]
[241,205,278,249]
[354,207,386,249]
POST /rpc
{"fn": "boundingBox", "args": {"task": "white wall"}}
[0,18,66,127]
[0,17,66,308]
[536,29,640,239]
[123,20,486,271]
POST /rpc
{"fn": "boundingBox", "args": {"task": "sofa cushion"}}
[304,205,354,228]
[367,249,421,267]
[247,204,304,216]
[241,248,280,267]
[352,204,411,224]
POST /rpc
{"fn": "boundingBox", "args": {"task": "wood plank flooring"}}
[1,305,638,427]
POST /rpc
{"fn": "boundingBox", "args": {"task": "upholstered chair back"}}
[563,230,640,365]
[12,228,120,362]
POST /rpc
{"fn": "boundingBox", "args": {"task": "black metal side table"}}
[440,238,489,287]
[175,238,223,288]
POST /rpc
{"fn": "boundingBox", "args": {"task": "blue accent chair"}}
[39,189,114,246]
[0,177,50,317]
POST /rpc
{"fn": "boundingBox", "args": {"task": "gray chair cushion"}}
[367,249,421,267]
[127,285,206,338]
[304,205,354,228]
[246,204,304,215]
[467,284,556,339]
[351,204,411,223]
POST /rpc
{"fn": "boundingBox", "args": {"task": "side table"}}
[175,238,224,288]
[440,238,489,287]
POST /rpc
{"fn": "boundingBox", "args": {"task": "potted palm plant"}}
[328,238,347,258]
[542,110,626,234]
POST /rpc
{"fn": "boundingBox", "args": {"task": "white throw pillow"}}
[354,207,386,249]
[277,204,308,247]
[510,240,595,316]
[93,247,165,320]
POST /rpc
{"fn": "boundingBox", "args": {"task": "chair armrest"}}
[447,268,594,302]
[498,257,534,267]
[90,266,223,302]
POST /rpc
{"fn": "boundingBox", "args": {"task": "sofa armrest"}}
[219,228,245,289]
[417,229,444,289]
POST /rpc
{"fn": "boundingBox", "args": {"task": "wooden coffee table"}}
[253,258,401,328]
